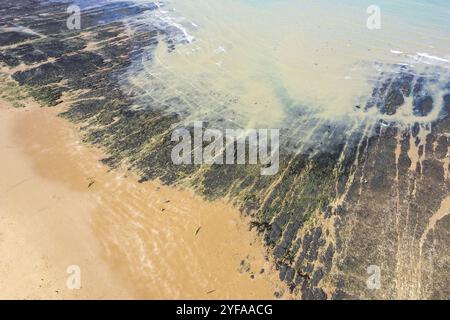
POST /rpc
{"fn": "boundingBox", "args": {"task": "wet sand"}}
[0,99,284,299]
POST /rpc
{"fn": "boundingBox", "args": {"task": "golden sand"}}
[0,100,285,299]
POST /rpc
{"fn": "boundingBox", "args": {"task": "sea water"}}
[59,0,450,151]
[123,1,450,127]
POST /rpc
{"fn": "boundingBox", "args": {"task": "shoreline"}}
[0,99,286,299]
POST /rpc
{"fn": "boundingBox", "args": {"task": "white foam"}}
[416,52,450,63]
[0,26,45,38]
[121,0,196,45]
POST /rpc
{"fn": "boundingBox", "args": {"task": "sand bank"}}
[0,99,284,299]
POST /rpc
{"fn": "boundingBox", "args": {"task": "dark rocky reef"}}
[0,0,449,299]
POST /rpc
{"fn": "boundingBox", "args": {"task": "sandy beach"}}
[0,98,284,299]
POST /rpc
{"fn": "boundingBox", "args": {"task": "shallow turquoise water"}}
[54,0,450,150]
[124,0,450,122]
